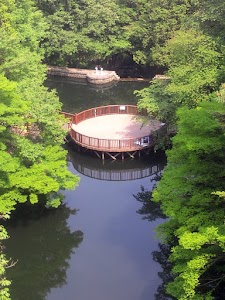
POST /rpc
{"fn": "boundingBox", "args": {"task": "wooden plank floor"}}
[71,114,162,139]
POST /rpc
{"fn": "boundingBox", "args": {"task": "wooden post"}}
[74,114,78,125]
[94,151,101,159]
[106,152,116,160]
[130,139,132,149]
[102,152,105,160]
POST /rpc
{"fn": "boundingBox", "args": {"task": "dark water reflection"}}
[4,204,83,300]
[4,79,171,300]
[134,184,174,299]
[46,76,150,113]
[46,161,164,300]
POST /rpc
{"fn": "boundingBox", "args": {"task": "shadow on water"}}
[152,243,175,300]
[134,185,166,222]
[134,180,174,300]
[4,202,83,300]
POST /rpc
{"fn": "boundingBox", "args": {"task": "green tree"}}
[34,0,198,70]
[137,29,222,125]
[197,0,225,41]
[0,226,11,300]
[0,0,79,217]
[36,0,131,66]
[152,100,225,299]
[0,1,80,297]
[124,0,193,65]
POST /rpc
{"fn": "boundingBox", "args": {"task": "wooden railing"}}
[74,164,162,181]
[62,105,154,152]
[61,112,74,130]
[69,129,153,152]
[62,112,74,119]
[69,105,138,125]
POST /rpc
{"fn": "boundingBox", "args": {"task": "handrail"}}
[62,105,155,152]
[62,112,74,119]
[69,129,153,152]
[71,105,138,125]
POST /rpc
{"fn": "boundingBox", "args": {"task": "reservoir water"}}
[5,78,168,300]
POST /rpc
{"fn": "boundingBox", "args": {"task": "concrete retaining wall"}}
[47,66,120,85]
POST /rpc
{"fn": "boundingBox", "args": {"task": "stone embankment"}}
[47,65,120,85]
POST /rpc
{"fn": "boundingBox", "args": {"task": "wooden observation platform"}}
[63,105,163,160]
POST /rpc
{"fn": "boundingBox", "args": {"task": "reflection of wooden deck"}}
[75,164,162,181]
[63,105,163,159]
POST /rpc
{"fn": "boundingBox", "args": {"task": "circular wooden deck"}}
[63,105,163,159]
[71,114,161,140]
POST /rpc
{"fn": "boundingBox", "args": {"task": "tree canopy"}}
[134,0,225,299]
[0,1,79,298]
[33,0,196,70]
[153,101,225,299]
[0,0,79,217]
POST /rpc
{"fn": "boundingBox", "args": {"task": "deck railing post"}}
[130,139,132,149]
[74,114,78,125]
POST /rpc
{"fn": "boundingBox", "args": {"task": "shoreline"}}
[47,65,167,84]
[47,65,120,85]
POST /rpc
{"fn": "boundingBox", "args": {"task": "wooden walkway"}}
[63,105,163,160]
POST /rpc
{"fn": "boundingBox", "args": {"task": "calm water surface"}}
[5,78,168,300]
[46,76,150,113]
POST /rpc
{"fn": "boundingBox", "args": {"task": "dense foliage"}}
[33,0,193,70]
[0,0,79,217]
[135,0,225,299]
[0,0,79,298]
[154,101,225,299]
[1,0,225,299]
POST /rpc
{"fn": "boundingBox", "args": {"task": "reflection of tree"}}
[4,203,83,300]
[152,243,175,300]
[134,174,166,221]
[134,176,173,299]
[46,77,148,113]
